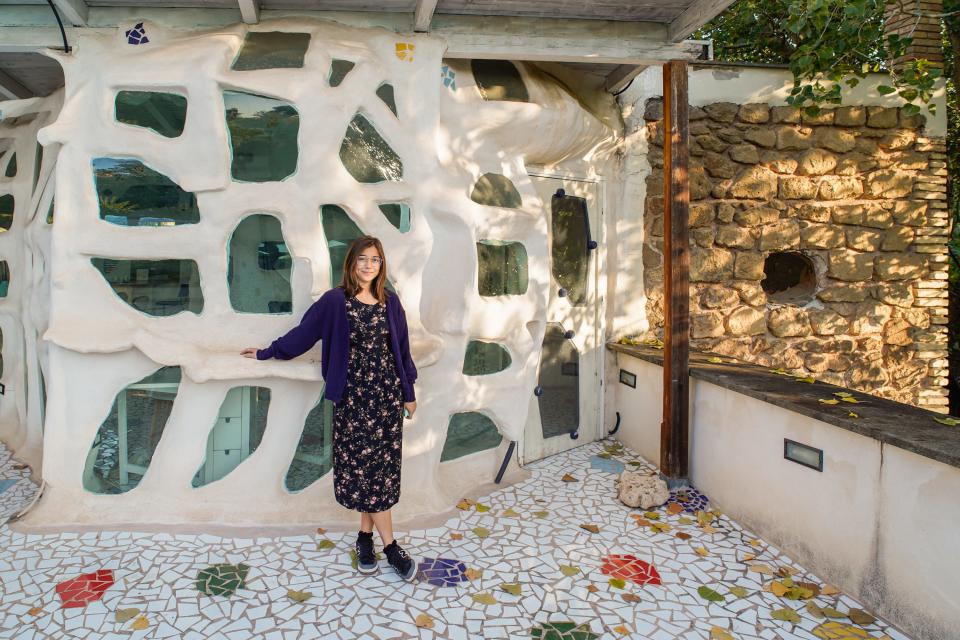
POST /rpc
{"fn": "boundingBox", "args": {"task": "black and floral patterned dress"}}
[332,296,404,512]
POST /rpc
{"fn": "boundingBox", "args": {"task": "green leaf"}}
[471,592,497,606]
[316,539,335,550]
[609,578,626,589]
[934,417,960,427]
[697,586,725,602]
[772,608,801,623]
[500,582,522,596]
[876,85,896,95]
[728,586,748,598]
[472,526,491,539]
[560,564,581,577]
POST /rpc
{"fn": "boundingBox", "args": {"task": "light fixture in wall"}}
[784,439,823,472]
[619,369,636,389]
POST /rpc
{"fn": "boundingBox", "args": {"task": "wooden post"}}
[660,60,690,482]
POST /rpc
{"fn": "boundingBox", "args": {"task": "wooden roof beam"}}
[604,64,646,93]
[50,0,89,27]
[668,0,737,42]
[414,0,439,32]
[238,0,260,25]
[0,68,33,100]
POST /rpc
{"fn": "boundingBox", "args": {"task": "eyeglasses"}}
[357,256,382,266]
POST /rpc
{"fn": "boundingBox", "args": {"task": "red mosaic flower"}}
[55,569,114,608]
[600,554,661,586]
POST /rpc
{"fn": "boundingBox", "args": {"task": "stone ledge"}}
[608,341,960,470]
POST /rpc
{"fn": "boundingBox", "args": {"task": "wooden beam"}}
[660,59,690,482]
[50,0,89,27]
[668,0,737,42]
[413,0,439,32]
[604,64,646,93]
[0,68,32,100]
[0,27,110,53]
[237,0,260,25]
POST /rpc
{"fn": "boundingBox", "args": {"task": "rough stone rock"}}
[800,222,845,249]
[762,154,799,174]
[899,307,930,327]
[717,126,744,144]
[734,206,780,226]
[716,225,756,249]
[734,251,765,280]
[616,471,669,509]
[878,130,916,151]
[736,103,770,123]
[804,352,852,372]
[828,252,875,281]
[690,106,708,120]
[728,166,778,199]
[731,281,766,306]
[768,307,812,337]
[704,102,739,123]
[874,254,926,280]
[818,176,863,200]
[700,286,740,309]
[691,247,734,282]
[729,144,760,164]
[818,284,869,303]
[696,134,728,153]
[726,306,766,336]
[845,229,883,252]
[759,220,800,251]
[690,121,711,136]
[795,203,832,222]
[644,99,663,121]
[744,127,776,148]
[830,204,865,225]
[890,150,927,170]
[690,167,713,200]
[703,151,737,179]
[883,318,913,346]
[692,312,725,338]
[716,202,736,223]
[808,309,848,335]
[776,126,813,150]
[865,169,914,198]
[797,149,838,176]
[834,106,866,126]
[771,106,801,124]
[835,153,876,175]
[689,202,715,227]
[899,110,926,129]
[802,108,835,125]
[642,242,662,267]
[778,176,818,199]
[691,226,715,247]
[852,301,893,335]
[813,128,857,153]
[861,206,894,229]
[873,282,915,307]
[891,201,927,226]
[866,106,898,128]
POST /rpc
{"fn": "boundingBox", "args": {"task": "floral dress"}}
[332,296,404,512]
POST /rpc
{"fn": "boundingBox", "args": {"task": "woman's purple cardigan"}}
[256,287,417,404]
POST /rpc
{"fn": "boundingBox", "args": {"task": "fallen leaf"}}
[456,499,472,510]
[840,396,863,404]
[821,584,840,596]
[465,568,483,581]
[934,417,960,427]
[796,581,821,598]
[349,549,358,570]
[777,566,798,577]
[316,539,335,550]
[701,524,717,534]
[651,522,671,533]
[115,608,140,623]
[471,592,497,606]
[666,503,684,515]
[533,510,549,518]
[697,586,725,602]
[822,606,846,618]
[818,399,840,405]
[741,553,756,562]
[794,376,816,384]
[677,516,694,525]
[472,526,490,539]
[632,518,651,527]
[612,624,631,636]
[848,411,860,418]
[130,616,149,631]
[847,609,876,626]
[695,547,710,557]
[500,583,522,596]
[586,585,600,593]
[748,564,773,575]
[643,511,660,520]
[560,564,580,577]
[708,357,723,364]
[770,368,790,375]
[561,474,578,482]
[728,586,748,598]
[316,527,327,535]
[286,589,312,603]
[771,608,800,623]
[608,578,626,589]
[771,581,790,597]
[750,539,762,547]
[710,627,734,640]
[415,613,434,629]
[805,602,825,619]
[622,594,642,603]
[474,503,491,513]
[597,452,612,459]
[450,533,463,540]
[675,532,692,540]
[834,391,853,398]
[27,607,43,616]
[627,461,644,467]
[580,524,600,533]
[13,463,28,470]
[500,508,520,518]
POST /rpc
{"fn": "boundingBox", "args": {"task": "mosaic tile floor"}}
[0,439,910,640]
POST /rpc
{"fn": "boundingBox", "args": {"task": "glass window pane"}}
[0,194,13,231]
[284,395,334,492]
[115,90,187,138]
[376,83,397,116]
[46,198,54,224]
[228,214,292,314]
[193,386,271,487]
[4,153,16,178]
[470,173,521,208]
[92,258,203,317]
[225,91,299,183]
[378,203,411,233]
[538,324,579,439]
[472,60,529,102]
[93,158,200,226]
[477,239,527,296]
[33,143,42,192]
[441,412,503,462]
[0,327,4,377]
[339,113,402,184]
[551,193,590,306]
[0,261,9,297]
[321,204,395,291]
[83,366,181,494]
[463,340,511,375]
[231,32,310,71]
[329,59,355,87]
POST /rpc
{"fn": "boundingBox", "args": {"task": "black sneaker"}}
[384,540,418,582]
[356,531,378,575]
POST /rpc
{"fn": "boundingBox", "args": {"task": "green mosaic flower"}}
[530,621,600,640]
[195,563,250,597]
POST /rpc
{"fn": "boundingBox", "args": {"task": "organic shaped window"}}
[471,173,521,208]
[92,258,203,317]
[0,261,8,297]
[4,153,15,178]
[0,328,4,378]
[339,113,402,183]
[463,340,511,375]
[551,192,590,306]
[537,324,579,439]
[115,90,187,138]
[193,386,271,487]
[477,240,527,296]
[46,199,54,224]
[33,143,42,191]
[378,203,411,233]
[472,60,529,102]
[376,83,397,116]
[0,194,12,231]
[93,158,199,226]
[329,60,355,87]
[83,366,181,494]
[232,31,310,71]
[284,395,334,492]
[441,412,503,462]
[225,91,299,182]
[228,214,292,314]
[321,204,395,291]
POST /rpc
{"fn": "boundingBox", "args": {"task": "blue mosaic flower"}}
[589,455,624,474]
[417,557,468,587]
[664,487,709,514]
[125,23,149,46]
[440,65,457,91]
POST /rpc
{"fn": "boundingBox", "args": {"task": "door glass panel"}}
[0,194,13,231]
[93,158,200,226]
[225,91,299,182]
[193,386,271,487]
[83,366,181,494]
[0,261,8,297]
[320,204,395,291]
[477,240,527,296]
[537,324,579,439]
[284,395,334,492]
[228,214,292,314]
[463,340,511,375]
[471,60,529,102]
[232,32,310,70]
[92,258,204,317]
[471,173,521,208]
[339,113,402,184]
[551,192,590,306]
[441,412,503,462]
[115,91,187,138]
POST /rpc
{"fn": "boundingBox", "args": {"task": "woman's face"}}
[354,245,382,287]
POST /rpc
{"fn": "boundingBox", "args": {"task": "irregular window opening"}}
[441,412,503,462]
[761,252,816,304]
[93,158,199,226]
[193,386,271,487]
[472,60,529,102]
[4,153,16,178]
[328,59,355,87]
[46,198,54,224]
[33,143,42,192]
[115,90,187,138]
[339,113,402,183]
[232,31,311,71]
[378,203,411,233]
[551,192,590,306]
[463,340,511,375]
[537,324,579,439]
[228,214,292,314]
[470,173,521,209]
[0,261,9,297]
[477,239,528,296]
[225,91,299,182]
[92,258,204,317]
[0,194,12,231]
[83,366,181,494]
[321,204,395,291]
[284,394,334,492]
[0,328,3,378]
[376,83,397,116]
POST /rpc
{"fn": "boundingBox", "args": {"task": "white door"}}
[521,175,603,464]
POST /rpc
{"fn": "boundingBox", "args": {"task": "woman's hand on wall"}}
[240,348,259,359]
[404,401,417,419]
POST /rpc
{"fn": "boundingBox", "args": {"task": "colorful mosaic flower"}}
[600,554,661,586]
[55,569,114,608]
[441,65,457,90]
[812,621,874,639]
[125,23,149,46]
[418,557,468,587]
[590,455,625,474]
[530,621,600,640]
[394,42,414,62]
[195,563,249,597]
[664,487,709,514]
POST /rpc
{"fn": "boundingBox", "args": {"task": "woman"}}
[241,236,419,581]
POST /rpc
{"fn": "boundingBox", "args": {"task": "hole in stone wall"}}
[0,261,9,297]
[477,239,528,296]
[83,366,181,494]
[228,214,292,314]
[471,60,529,102]
[284,394,334,492]
[470,173,521,208]
[0,194,13,231]
[441,412,503,462]
[320,204,396,291]
[115,91,188,138]
[93,158,200,226]
[339,113,402,183]
[224,91,299,182]
[463,340,511,375]
[761,252,816,305]
[92,258,204,317]
[378,203,410,232]
[4,153,16,178]
[193,386,271,487]
[231,32,311,71]
[328,59,355,87]
[376,83,397,116]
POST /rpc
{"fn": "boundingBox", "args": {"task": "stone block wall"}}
[642,100,950,412]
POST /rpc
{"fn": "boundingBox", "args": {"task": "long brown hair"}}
[339,236,389,304]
